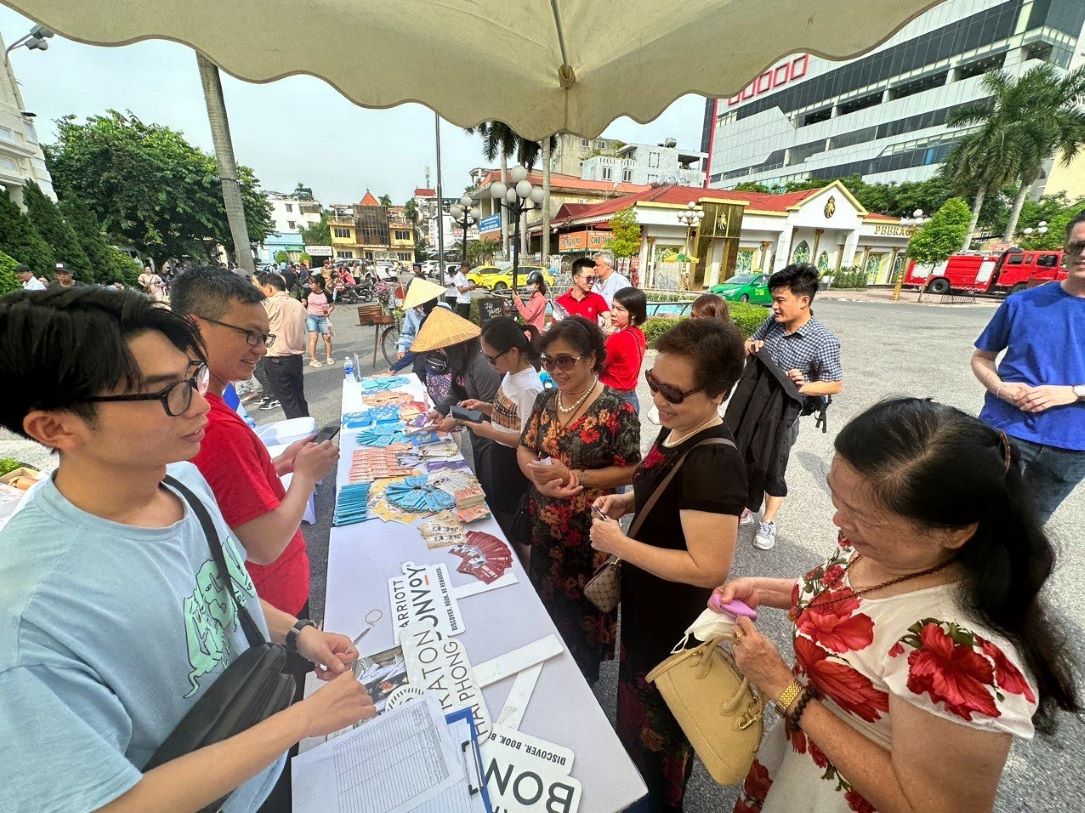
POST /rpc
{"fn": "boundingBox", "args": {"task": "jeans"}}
[264,355,310,419]
[614,388,640,413]
[1011,436,1085,524]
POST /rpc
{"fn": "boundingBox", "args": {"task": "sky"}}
[1,7,706,206]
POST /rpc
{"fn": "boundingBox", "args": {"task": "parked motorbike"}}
[336,281,374,304]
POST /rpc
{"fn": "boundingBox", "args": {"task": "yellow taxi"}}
[467,264,554,290]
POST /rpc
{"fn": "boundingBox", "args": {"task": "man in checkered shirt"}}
[744,263,843,551]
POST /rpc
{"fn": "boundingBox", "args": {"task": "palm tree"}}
[999,65,1085,241]
[195,53,254,272]
[945,65,1085,247]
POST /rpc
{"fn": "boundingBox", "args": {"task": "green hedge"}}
[642,301,768,348]
[0,250,21,297]
[827,266,868,289]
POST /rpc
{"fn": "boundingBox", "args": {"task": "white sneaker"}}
[740,508,757,526]
[753,521,777,551]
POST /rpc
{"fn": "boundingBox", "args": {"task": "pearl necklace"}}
[557,377,598,414]
[663,413,722,447]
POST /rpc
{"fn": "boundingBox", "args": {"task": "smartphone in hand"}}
[315,423,341,443]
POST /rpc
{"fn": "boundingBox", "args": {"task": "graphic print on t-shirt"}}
[182,536,257,696]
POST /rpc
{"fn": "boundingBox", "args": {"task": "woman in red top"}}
[600,287,647,412]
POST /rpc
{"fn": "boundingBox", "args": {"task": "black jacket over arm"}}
[724,349,803,510]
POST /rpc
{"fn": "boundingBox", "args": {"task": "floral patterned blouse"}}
[735,542,1038,813]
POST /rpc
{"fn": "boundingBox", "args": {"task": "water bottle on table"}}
[344,357,354,378]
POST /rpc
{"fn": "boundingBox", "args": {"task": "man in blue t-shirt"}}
[972,213,1085,524]
[0,288,375,811]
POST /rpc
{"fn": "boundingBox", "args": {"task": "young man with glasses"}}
[556,257,611,327]
[971,213,1085,524]
[171,269,338,625]
[0,288,373,811]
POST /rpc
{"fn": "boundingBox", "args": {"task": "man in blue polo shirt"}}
[972,213,1085,524]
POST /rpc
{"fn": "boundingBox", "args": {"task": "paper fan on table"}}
[360,376,410,393]
[385,475,456,513]
[355,425,408,447]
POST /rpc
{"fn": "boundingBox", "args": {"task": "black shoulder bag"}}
[144,476,297,813]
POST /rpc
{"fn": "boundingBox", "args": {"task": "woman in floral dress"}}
[715,398,1078,812]
[518,317,640,683]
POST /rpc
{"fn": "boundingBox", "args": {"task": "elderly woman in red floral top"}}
[517,317,640,684]
[715,398,1078,813]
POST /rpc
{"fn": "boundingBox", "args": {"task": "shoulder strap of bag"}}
[628,437,736,539]
[164,475,265,647]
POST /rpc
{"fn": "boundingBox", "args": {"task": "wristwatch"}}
[1074,385,1085,401]
[285,618,317,654]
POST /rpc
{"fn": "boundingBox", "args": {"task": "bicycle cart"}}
[356,303,401,369]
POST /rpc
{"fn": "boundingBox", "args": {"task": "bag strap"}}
[628,437,735,539]
[164,475,265,647]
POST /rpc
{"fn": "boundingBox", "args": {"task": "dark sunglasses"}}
[645,368,702,404]
[578,275,597,284]
[200,316,277,348]
[79,363,210,417]
[540,353,581,371]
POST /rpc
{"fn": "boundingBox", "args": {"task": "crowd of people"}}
[0,215,1082,813]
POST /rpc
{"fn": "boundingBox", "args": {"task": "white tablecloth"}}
[307,376,647,811]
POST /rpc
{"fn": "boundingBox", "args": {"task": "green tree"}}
[907,198,973,264]
[379,194,393,207]
[0,249,20,296]
[299,251,311,267]
[107,246,142,286]
[58,196,123,283]
[403,198,418,225]
[465,238,500,266]
[0,192,54,276]
[605,206,641,272]
[45,111,272,265]
[22,181,91,280]
[300,210,332,245]
[274,250,290,264]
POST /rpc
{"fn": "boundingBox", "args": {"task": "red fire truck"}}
[903,248,1065,295]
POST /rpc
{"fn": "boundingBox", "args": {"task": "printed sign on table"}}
[388,562,465,641]
[483,725,582,813]
[401,623,492,739]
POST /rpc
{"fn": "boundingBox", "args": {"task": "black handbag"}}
[145,476,297,813]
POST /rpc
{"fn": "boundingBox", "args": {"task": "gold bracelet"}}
[775,680,804,716]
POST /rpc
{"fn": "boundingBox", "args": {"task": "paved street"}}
[2,296,1081,810]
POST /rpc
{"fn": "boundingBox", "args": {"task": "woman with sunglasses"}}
[600,287,648,412]
[517,317,641,683]
[457,317,544,553]
[589,318,747,810]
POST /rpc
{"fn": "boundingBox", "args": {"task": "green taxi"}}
[468,264,553,291]
[710,272,772,305]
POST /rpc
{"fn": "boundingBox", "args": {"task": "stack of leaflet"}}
[386,475,456,514]
[333,482,371,526]
[453,485,490,524]
[361,375,410,392]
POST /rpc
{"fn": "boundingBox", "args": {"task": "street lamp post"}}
[4,24,53,59]
[489,165,544,291]
[891,208,930,302]
[676,201,704,291]
[449,194,480,265]
[1022,220,1048,242]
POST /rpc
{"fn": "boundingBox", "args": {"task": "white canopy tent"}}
[7,0,946,139]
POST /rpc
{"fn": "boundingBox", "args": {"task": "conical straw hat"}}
[411,305,480,352]
[402,277,447,309]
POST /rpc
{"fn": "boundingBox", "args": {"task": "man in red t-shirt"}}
[172,269,339,618]
[555,257,611,328]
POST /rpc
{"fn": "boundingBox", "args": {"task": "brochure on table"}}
[294,375,646,812]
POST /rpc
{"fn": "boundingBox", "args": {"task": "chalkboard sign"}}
[476,297,507,324]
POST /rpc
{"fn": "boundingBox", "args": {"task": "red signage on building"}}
[728,55,809,106]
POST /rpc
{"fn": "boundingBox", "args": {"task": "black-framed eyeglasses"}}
[482,347,509,364]
[646,368,702,404]
[79,363,210,417]
[540,353,581,372]
[199,316,276,348]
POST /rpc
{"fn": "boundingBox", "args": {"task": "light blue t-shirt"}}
[0,462,284,811]
[975,282,1085,451]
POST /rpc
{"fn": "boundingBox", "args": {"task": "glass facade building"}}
[702,0,1085,192]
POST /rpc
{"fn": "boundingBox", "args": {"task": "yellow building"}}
[328,192,415,263]
[329,209,357,260]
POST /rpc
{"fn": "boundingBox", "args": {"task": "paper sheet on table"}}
[411,714,486,813]
[292,695,466,813]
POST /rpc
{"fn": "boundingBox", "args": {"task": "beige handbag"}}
[583,438,735,614]
[646,631,763,785]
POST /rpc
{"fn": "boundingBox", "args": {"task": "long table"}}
[299,375,647,811]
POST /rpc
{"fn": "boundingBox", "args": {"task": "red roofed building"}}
[532,179,913,288]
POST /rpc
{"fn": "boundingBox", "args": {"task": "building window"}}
[398,252,412,260]
[648,152,660,168]
[581,138,589,147]
[285,203,293,213]
[394,230,410,241]
[622,168,633,182]
[596,139,606,149]
[736,250,754,272]
[602,166,612,181]
[817,251,830,272]
[287,220,296,230]
[792,240,811,265]
[338,250,354,259]
[333,227,351,238]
